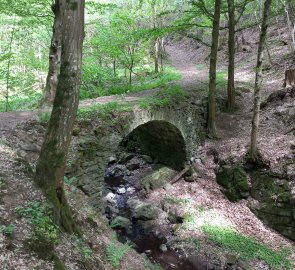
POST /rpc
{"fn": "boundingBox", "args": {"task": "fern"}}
[106,240,131,267]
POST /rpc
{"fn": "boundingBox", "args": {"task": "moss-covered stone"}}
[249,170,295,241]
[141,166,176,191]
[216,163,250,202]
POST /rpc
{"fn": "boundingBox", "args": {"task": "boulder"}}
[112,216,131,230]
[249,170,295,241]
[142,155,153,164]
[127,199,160,220]
[141,166,176,191]
[126,158,140,171]
[118,152,136,164]
[216,163,250,202]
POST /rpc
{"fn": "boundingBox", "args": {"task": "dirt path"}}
[166,44,208,92]
[0,44,208,132]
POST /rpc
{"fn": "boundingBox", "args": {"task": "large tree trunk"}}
[250,0,272,162]
[42,1,62,107]
[227,0,235,112]
[35,0,85,233]
[208,0,221,138]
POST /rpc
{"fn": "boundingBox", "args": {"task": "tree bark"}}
[5,21,16,112]
[250,0,272,162]
[284,0,295,51]
[208,0,221,138]
[42,1,62,107]
[227,0,235,112]
[160,37,165,72]
[113,58,116,76]
[154,38,160,73]
[35,0,85,233]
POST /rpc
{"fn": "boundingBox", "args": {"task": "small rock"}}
[109,156,117,164]
[103,192,116,205]
[159,244,168,252]
[117,187,126,194]
[185,173,197,182]
[163,183,174,191]
[142,155,153,164]
[226,253,238,266]
[127,162,140,171]
[126,186,136,194]
[119,153,136,164]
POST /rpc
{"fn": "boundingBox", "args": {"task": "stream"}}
[103,154,199,270]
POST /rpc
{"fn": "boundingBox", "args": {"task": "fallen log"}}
[171,167,189,184]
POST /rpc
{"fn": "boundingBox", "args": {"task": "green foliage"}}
[15,201,59,244]
[80,65,181,99]
[0,224,16,236]
[106,238,131,267]
[77,101,131,121]
[202,225,292,270]
[216,70,227,87]
[64,175,77,185]
[110,219,120,229]
[143,257,164,270]
[0,93,42,112]
[165,196,193,205]
[74,237,93,260]
[37,111,51,123]
[0,176,6,190]
[139,85,188,109]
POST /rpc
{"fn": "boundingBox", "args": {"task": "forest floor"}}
[0,25,295,269]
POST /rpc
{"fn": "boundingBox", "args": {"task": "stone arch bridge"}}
[70,105,206,210]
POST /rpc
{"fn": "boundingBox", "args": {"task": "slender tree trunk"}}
[35,0,85,233]
[5,22,16,112]
[154,38,159,73]
[284,0,295,51]
[250,0,272,162]
[113,58,116,76]
[129,58,133,87]
[227,0,235,112]
[208,0,221,138]
[42,1,62,107]
[160,37,165,72]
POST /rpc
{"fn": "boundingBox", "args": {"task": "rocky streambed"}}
[102,152,200,270]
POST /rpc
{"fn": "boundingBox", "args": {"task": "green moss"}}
[203,225,292,269]
[141,166,176,191]
[216,165,232,188]
[216,163,250,201]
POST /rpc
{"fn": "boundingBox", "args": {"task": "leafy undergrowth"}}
[203,225,293,270]
[0,66,180,112]
[106,237,131,267]
[80,66,181,99]
[77,101,131,121]
[38,101,132,123]
[0,93,42,112]
[139,85,188,109]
